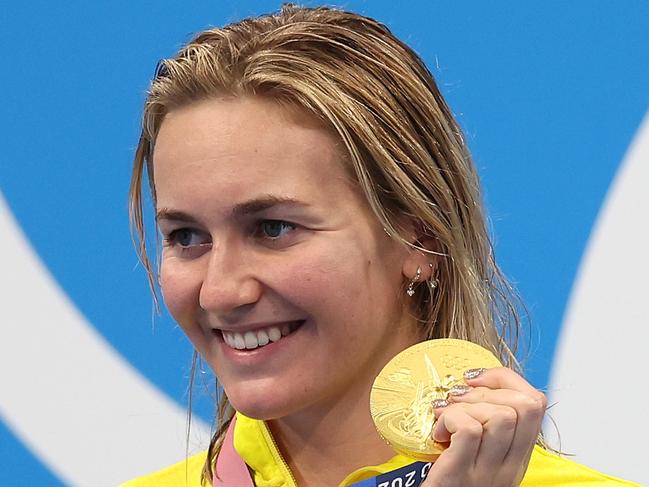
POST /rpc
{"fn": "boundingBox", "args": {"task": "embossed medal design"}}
[370,339,502,460]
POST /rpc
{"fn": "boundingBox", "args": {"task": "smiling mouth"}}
[219,321,304,350]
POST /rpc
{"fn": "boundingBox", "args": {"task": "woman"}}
[124,5,637,486]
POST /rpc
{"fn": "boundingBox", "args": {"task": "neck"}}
[266,315,424,485]
[267,370,397,485]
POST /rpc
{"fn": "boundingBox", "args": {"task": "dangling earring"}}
[406,266,422,297]
[428,262,439,292]
[428,263,438,289]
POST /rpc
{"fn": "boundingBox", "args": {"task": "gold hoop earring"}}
[406,266,422,297]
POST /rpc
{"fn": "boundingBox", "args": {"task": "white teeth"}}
[244,332,257,349]
[233,334,245,350]
[267,326,282,342]
[257,329,269,346]
[221,323,299,350]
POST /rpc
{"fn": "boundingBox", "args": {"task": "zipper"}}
[260,420,299,487]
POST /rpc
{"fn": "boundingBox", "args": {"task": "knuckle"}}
[534,391,548,410]
[519,391,547,420]
[522,391,546,408]
[527,391,548,412]
[496,407,518,429]
[462,422,483,440]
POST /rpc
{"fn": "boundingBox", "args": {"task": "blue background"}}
[1,1,647,484]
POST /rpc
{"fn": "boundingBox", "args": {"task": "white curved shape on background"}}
[0,193,210,487]
[548,112,649,485]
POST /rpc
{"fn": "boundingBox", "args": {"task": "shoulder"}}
[522,446,641,486]
[118,451,208,487]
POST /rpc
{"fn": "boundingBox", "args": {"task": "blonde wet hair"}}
[129,4,529,482]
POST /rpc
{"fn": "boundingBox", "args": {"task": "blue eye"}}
[172,229,193,246]
[165,228,209,248]
[259,220,296,239]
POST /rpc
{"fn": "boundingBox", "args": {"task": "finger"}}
[502,389,545,472]
[463,367,540,398]
[432,403,483,472]
[450,380,546,476]
[435,402,517,469]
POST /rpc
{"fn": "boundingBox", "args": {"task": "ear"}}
[402,245,438,282]
[401,222,440,282]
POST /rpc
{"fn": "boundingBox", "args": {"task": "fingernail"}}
[464,368,486,380]
[431,399,449,409]
[448,384,471,396]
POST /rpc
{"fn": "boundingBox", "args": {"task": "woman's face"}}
[153,96,422,420]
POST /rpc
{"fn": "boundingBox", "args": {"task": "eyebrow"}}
[156,196,309,223]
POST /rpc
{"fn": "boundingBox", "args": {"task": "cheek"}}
[159,259,200,327]
[274,243,386,324]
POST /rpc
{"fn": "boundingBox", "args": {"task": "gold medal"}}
[370,339,502,461]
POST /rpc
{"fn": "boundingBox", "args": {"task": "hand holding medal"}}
[370,339,547,486]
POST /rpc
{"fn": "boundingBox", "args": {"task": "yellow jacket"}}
[121,412,640,486]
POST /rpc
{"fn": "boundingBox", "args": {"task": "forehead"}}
[152,96,358,212]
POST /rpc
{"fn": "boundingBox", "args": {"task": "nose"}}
[198,240,262,314]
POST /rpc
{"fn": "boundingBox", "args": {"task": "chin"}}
[224,382,299,420]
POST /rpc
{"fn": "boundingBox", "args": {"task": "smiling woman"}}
[153,95,419,431]
[123,4,639,487]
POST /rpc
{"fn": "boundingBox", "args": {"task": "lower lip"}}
[215,321,305,364]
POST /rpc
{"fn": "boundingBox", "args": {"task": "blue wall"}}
[1,1,647,484]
